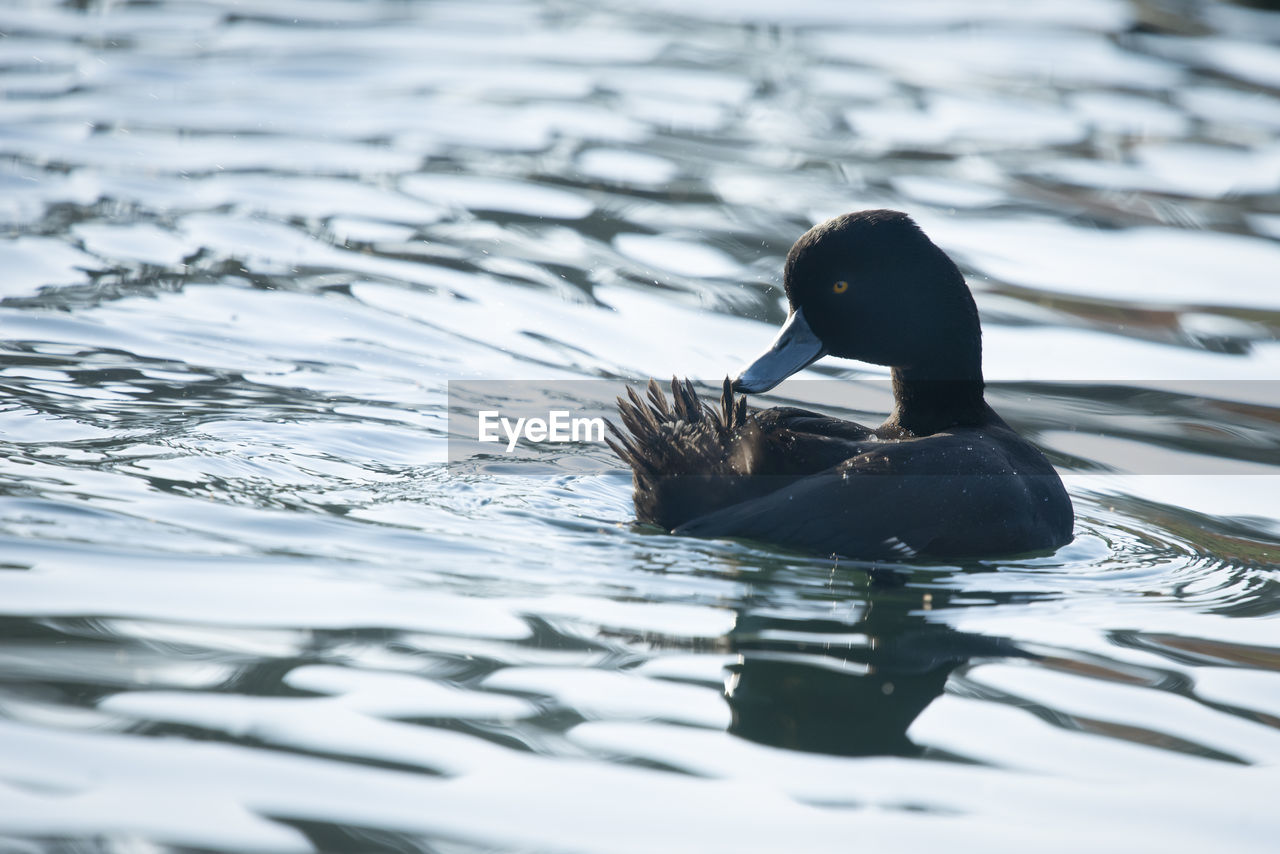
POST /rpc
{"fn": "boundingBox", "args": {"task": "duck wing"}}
[754,407,876,443]
[673,433,1070,560]
[606,377,774,530]
[671,463,944,560]
[607,378,877,530]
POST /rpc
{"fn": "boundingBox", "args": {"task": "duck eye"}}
[832,280,849,294]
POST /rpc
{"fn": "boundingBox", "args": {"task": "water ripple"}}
[1,0,1278,851]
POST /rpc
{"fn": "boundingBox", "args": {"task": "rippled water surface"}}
[2,0,1280,851]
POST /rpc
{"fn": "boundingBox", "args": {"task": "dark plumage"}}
[608,210,1074,561]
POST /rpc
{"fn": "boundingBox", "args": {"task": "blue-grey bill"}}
[732,307,828,394]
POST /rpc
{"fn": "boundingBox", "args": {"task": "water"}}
[1,0,1279,850]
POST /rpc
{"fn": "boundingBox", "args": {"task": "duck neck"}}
[885,358,987,437]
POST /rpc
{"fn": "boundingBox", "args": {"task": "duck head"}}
[733,210,983,398]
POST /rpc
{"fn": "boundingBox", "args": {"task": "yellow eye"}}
[832,280,849,294]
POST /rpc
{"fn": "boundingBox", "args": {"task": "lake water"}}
[2,0,1279,851]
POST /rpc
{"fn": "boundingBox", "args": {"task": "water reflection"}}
[727,581,1027,756]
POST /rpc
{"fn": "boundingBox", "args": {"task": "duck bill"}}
[732,307,828,394]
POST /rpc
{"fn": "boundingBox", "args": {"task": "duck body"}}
[608,210,1074,560]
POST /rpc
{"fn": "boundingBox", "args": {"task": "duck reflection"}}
[725,583,1027,756]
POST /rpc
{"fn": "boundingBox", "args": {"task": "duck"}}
[607,209,1073,560]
